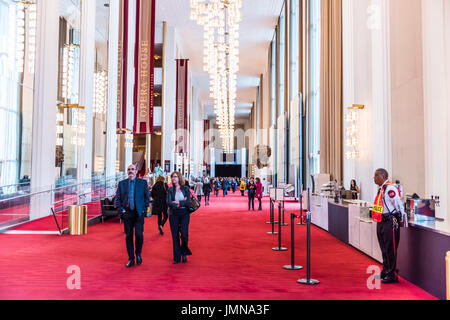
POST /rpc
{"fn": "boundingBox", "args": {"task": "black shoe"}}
[136,256,142,265]
[126,260,135,268]
[182,255,187,263]
[173,260,181,265]
[382,276,399,284]
[159,226,164,236]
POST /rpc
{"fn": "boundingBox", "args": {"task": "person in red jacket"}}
[256,178,263,211]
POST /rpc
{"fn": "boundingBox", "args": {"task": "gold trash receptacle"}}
[68,205,88,235]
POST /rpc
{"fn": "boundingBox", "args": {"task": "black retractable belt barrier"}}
[267,200,278,235]
[283,213,303,270]
[298,188,320,285]
[266,199,272,224]
[281,200,288,227]
[272,202,287,251]
[266,199,274,224]
[273,199,279,224]
[297,193,306,226]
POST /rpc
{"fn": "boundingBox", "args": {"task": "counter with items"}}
[309,194,450,300]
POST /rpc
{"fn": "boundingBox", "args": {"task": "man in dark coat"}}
[115,164,150,268]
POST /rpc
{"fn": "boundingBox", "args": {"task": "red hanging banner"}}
[134,0,156,134]
[175,59,189,154]
[117,0,128,132]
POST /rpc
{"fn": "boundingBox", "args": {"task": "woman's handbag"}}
[189,196,201,214]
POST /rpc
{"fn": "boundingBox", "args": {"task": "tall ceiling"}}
[155,0,284,119]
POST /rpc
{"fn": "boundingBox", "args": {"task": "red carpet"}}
[0,193,437,300]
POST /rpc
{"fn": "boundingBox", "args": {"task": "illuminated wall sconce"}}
[72,108,87,147]
[189,159,194,175]
[116,128,133,149]
[56,112,64,146]
[115,160,121,173]
[124,131,134,149]
[62,44,79,100]
[95,156,105,173]
[94,70,108,115]
[345,104,364,160]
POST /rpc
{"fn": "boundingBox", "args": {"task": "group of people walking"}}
[193,177,212,206]
[209,176,264,211]
[242,177,264,211]
[210,177,239,197]
[115,166,265,268]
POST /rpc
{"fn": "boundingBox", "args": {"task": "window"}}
[278,5,285,118]
[92,0,110,177]
[256,85,260,145]
[56,0,81,184]
[0,0,35,191]
[270,35,276,127]
[309,0,321,176]
[290,0,300,102]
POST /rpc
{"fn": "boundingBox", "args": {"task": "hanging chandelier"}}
[15,0,37,74]
[94,70,108,115]
[190,0,242,153]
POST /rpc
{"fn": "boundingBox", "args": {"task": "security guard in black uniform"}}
[372,169,408,284]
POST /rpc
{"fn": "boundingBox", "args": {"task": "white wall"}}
[422,0,450,220]
[343,0,450,224]
[390,0,425,197]
[342,0,392,202]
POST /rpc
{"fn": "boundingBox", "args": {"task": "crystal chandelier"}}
[15,0,37,74]
[94,70,108,115]
[62,44,79,100]
[190,0,242,153]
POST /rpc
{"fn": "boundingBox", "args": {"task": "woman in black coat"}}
[202,178,212,206]
[168,171,193,264]
[151,176,168,235]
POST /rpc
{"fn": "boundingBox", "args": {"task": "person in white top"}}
[373,168,407,284]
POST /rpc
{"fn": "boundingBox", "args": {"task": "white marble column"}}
[77,0,96,188]
[29,0,60,220]
[105,0,120,181]
[162,25,177,169]
[124,0,136,168]
[210,148,216,177]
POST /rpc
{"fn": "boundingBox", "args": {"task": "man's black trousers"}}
[124,209,144,261]
[377,218,400,279]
